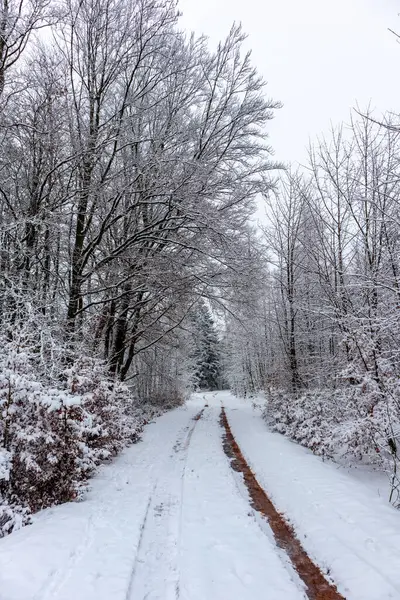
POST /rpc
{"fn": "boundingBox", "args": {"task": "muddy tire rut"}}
[220,407,345,600]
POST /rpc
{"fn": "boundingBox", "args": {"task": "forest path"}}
[223,391,400,600]
[1,393,400,599]
[0,394,302,600]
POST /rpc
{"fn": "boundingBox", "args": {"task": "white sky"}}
[179,0,400,166]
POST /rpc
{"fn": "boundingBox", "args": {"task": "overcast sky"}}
[179,0,400,167]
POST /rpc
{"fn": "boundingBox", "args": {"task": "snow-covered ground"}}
[223,391,400,600]
[0,395,304,600]
[1,391,400,599]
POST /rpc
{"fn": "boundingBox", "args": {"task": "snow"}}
[178,406,303,599]
[0,406,193,600]
[0,396,304,600]
[1,391,400,599]
[222,391,400,600]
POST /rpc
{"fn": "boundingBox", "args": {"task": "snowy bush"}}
[0,449,29,537]
[263,383,400,478]
[0,501,31,538]
[263,389,344,458]
[0,329,171,537]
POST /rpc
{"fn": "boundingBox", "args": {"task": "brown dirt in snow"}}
[193,409,204,421]
[220,408,346,600]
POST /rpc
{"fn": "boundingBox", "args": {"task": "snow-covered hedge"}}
[0,338,179,538]
[263,381,400,475]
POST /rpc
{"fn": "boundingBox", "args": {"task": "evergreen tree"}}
[190,303,221,391]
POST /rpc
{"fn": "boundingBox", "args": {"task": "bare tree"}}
[0,0,52,96]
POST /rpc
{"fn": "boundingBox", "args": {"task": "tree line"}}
[0,0,279,534]
[224,113,400,505]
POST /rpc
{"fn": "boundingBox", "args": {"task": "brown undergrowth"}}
[220,408,346,600]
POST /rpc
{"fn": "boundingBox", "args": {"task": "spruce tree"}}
[190,303,221,391]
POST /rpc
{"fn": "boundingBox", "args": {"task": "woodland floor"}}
[1,392,400,600]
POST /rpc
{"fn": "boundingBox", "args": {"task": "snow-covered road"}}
[1,392,400,599]
[224,392,400,600]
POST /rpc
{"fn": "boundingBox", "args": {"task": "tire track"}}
[220,407,345,600]
[33,515,94,600]
[125,407,205,600]
[175,407,207,599]
[124,488,156,600]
